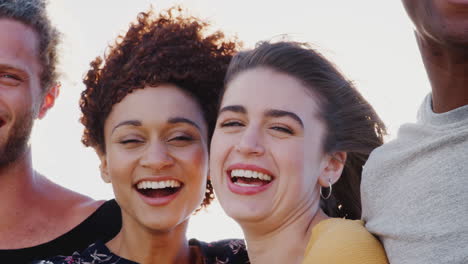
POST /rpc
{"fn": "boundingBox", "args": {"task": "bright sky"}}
[32,0,430,242]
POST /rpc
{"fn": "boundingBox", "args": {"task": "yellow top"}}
[302,218,388,264]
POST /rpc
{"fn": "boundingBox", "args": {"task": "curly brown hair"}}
[80,7,238,208]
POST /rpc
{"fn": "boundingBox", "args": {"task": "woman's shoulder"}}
[303,218,388,264]
[189,238,249,264]
[310,218,371,239]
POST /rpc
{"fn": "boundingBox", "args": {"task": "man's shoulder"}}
[0,199,121,263]
[38,176,119,235]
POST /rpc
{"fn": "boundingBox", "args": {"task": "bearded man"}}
[0,1,120,262]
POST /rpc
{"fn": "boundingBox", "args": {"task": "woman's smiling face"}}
[100,84,209,231]
[210,67,333,229]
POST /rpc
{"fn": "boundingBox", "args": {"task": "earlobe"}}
[98,153,111,183]
[38,82,60,119]
[318,151,347,187]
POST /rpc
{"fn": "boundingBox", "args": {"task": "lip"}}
[0,114,7,128]
[444,0,468,8]
[134,177,183,206]
[226,163,275,195]
[446,0,468,4]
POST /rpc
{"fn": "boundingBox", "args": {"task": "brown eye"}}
[168,135,193,142]
[167,135,195,148]
[119,139,143,144]
[270,126,294,135]
[220,120,244,127]
[0,73,22,86]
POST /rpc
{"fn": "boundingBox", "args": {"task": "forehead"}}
[222,67,321,117]
[107,85,207,131]
[0,19,41,77]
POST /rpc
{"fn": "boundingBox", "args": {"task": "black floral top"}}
[31,239,249,264]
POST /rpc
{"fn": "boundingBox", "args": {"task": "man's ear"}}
[38,82,60,119]
[97,151,111,183]
[318,151,347,187]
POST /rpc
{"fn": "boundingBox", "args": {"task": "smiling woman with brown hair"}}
[210,41,389,264]
[33,6,248,264]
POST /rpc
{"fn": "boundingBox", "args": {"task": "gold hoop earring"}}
[320,179,332,200]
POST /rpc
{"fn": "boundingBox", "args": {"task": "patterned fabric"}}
[192,239,249,264]
[31,241,136,264]
[31,239,249,264]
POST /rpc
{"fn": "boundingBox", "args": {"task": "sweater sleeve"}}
[302,219,388,264]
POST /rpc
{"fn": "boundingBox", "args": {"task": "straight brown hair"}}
[222,41,386,219]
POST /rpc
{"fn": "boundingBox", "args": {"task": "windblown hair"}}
[0,0,60,92]
[80,7,238,208]
[224,41,387,219]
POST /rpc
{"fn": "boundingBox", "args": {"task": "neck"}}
[0,148,41,230]
[107,216,193,264]
[0,147,100,249]
[240,200,328,264]
[416,34,468,113]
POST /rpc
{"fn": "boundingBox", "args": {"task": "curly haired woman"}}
[33,7,247,264]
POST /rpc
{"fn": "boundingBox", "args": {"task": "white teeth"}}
[136,180,181,190]
[231,169,272,181]
[252,171,259,179]
[234,182,260,187]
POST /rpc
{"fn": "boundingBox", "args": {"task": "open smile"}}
[226,164,275,195]
[135,179,183,206]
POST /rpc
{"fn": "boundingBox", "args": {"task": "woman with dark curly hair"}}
[33,7,248,264]
[210,41,389,264]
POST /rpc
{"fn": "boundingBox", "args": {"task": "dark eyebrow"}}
[264,109,304,127]
[167,117,201,131]
[218,105,247,115]
[112,120,142,134]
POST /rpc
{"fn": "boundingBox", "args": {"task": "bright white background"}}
[31,0,430,241]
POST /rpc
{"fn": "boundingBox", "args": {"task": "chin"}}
[434,8,468,45]
[443,29,468,47]
[140,214,190,233]
[221,198,272,224]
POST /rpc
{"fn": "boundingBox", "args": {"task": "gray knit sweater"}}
[361,94,468,264]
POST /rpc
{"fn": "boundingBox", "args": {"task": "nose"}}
[140,141,174,171]
[235,126,265,156]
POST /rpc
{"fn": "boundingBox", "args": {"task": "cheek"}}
[402,0,420,21]
[276,141,306,180]
[104,150,138,209]
[9,92,35,120]
[275,140,320,196]
[105,147,139,182]
[209,132,232,173]
[175,145,208,183]
[178,146,208,206]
